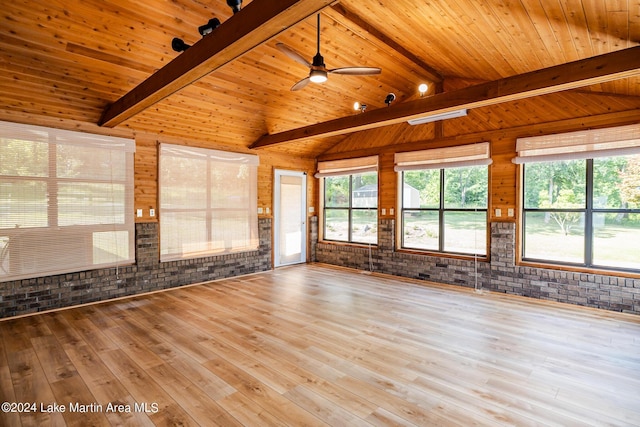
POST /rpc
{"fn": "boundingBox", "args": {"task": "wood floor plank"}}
[59,308,119,354]
[0,338,21,427]
[146,363,242,426]
[203,356,329,426]
[99,349,199,426]
[7,348,67,426]
[30,335,78,384]
[1,263,639,426]
[48,375,111,427]
[217,390,289,426]
[283,384,373,426]
[60,341,155,427]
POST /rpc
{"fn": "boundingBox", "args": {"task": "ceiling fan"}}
[276,14,382,91]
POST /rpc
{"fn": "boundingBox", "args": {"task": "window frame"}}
[158,143,259,262]
[321,172,379,245]
[521,157,640,273]
[399,166,489,257]
[0,121,135,282]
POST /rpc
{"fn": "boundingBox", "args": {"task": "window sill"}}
[517,260,640,279]
[318,241,378,250]
[396,248,489,263]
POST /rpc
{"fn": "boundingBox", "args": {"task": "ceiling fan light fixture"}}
[309,69,328,83]
[276,13,382,91]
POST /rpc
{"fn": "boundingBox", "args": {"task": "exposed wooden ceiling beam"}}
[250,46,640,149]
[99,0,336,128]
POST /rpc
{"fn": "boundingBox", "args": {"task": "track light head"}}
[384,93,396,106]
[354,102,367,113]
[198,18,221,36]
[226,0,242,13]
[171,37,191,52]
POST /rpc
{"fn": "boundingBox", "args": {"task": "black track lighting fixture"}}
[384,93,396,106]
[171,37,191,52]
[198,18,221,37]
[227,0,242,14]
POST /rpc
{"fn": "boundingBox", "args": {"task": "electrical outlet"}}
[266,207,270,214]
[149,209,155,217]
[508,208,514,217]
[390,208,394,216]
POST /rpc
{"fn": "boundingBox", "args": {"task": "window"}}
[318,156,378,244]
[159,144,259,261]
[516,124,640,272]
[396,143,491,255]
[0,121,135,281]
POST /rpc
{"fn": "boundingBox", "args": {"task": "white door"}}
[274,170,307,267]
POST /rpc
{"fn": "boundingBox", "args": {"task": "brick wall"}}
[0,219,272,318]
[487,222,640,313]
[315,219,640,315]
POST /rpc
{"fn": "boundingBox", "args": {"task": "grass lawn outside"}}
[524,212,640,270]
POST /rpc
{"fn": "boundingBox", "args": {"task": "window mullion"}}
[348,175,353,242]
[439,168,445,252]
[585,159,594,267]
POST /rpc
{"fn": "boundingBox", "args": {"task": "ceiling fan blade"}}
[276,43,311,68]
[291,77,311,91]
[329,67,382,75]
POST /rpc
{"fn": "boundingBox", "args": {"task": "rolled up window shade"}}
[315,155,378,177]
[394,142,492,171]
[0,120,135,282]
[513,123,640,164]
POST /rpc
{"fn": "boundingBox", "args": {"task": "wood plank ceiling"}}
[1,0,639,158]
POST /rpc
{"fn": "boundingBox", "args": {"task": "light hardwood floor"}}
[1,263,639,426]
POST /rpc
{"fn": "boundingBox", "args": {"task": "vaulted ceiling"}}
[1,0,639,158]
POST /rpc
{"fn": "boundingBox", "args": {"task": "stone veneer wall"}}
[0,219,272,318]
[314,218,640,315]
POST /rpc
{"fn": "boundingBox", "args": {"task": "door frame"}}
[273,169,307,267]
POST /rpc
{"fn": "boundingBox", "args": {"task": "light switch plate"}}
[495,208,502,217]
[136,209,143,218]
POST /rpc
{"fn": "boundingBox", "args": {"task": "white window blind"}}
[0,120,135,282]
[394,142,492,171]
[513,123,640,164]
[159,143,259,262]
[315,155,378,177]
